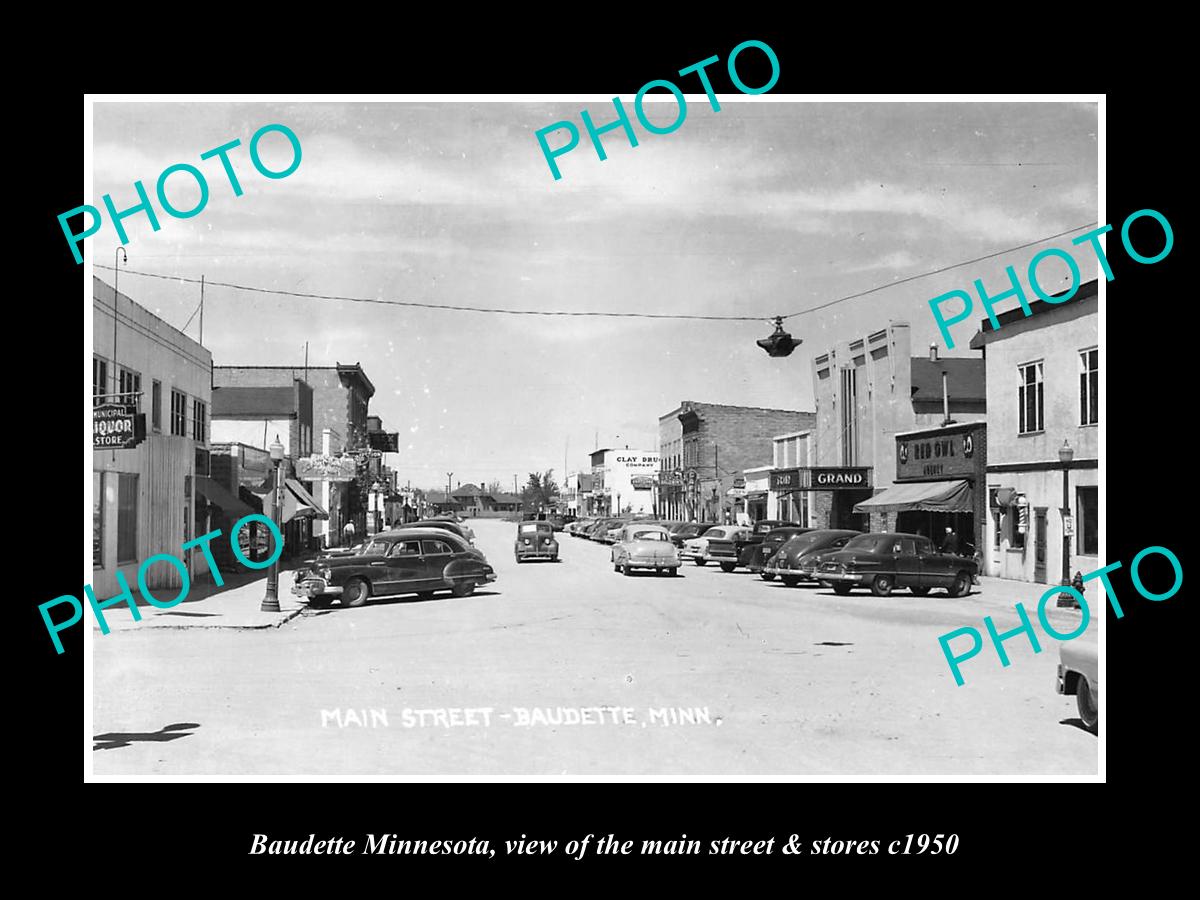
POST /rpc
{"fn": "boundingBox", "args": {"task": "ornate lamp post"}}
[261,435,286,613]
[1058,440,1074,601]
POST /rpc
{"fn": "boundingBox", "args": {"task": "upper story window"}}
[171,389,188,437]
[192,399,207,442]
[1079,347,1098,426]
[1018,361,1044,435]
[118,367,142,410]
[93,356,108,404]
[152,381,162,432]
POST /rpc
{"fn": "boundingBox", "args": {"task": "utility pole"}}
[199,274,205,345]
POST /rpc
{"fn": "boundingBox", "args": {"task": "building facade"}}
[92,277,213,598]
[590,448,660,516]
[811,321,987,544]
[657,402,815,523]
[969,280,1099,584]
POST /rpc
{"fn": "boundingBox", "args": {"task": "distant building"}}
[92,277,217,597]
[969,280,1098,583]
[590,448,660,516]
[657,402,816,523]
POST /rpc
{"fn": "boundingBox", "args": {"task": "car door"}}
[893,537,920,587]
[419,538,456,590]
[381,539,424,595]
[915,536,953,588]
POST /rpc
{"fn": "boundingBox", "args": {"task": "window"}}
[989,487,1002,551]
[118,367,141,410]
[93,357,108,404]
[389,540,422,557]
[421,539,453,555]
[93,472,104,568]
[841,367,859,465]
[152,381,162,432]
[116,473,138,563]
[1077,487,1098,556]
[192,399,207,442]
[170,389,187,436]
[1018,361,1044,435]
[1079,348,1099,425]
[915,537,935,555]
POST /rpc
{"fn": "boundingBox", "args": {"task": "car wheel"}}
[832,583,853,596]
[695,558,707,566]
[622,563,632,576]
[910,586,931,596]
[719,562,736,573]
[760,572,776,582]
[871,575,893,597]
[950,571,971,598]
[341,578,370,608]
[417,591,435,601]
[669,568,679,577]
[451,581,476,598]
[781,576,800,587]
[655,567,663,575]
[1077,678,1098,732]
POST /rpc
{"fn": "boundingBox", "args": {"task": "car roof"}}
[624,524,668,533]
[373,528,466,540]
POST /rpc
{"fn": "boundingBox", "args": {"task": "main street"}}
[93,519,1096,777]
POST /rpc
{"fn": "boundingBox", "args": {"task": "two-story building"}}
[969,280,1099,584]
[92,277,217,597]
[590,448,660,516]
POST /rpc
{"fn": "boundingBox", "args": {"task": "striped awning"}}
[853,479,973,514]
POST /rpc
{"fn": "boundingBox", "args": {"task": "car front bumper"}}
[816,571,868,583]
[292,577,343,598]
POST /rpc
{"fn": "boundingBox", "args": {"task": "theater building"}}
[811,320,986,533]
[92,277,213,598]
[969,280,1099,583]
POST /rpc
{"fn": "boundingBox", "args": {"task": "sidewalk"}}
[91,566,306,633]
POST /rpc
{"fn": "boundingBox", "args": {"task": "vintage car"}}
[699,525,755,571]
[602,520,630,544]
[668,522,717,549]
[413,518,475,545]
[744,527,811,579]
[813,532,979,597]
[611,524,680,576]
[763,529,862,586]
[1057,632,1098,732]
[291,528,496,608]
[680,525,743,565]
[586,519,622,541]
[514,520,559,562]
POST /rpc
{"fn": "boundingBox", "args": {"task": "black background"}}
[26,23,1184,881]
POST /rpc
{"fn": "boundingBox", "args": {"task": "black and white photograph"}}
[82,94,1104,780]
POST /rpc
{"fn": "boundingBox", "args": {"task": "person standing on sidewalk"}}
[940,526,960,556]
[342,520,356,548]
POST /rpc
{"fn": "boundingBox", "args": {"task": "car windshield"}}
[360,540,389,557]
[705,528,726,539]
[844,534,888,552]
[631,530,667,541]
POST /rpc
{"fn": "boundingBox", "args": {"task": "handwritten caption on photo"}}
[320,706,718,729]
[250,832,959,858]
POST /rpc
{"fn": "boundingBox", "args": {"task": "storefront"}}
[768,467,806,524]
[853,422,987,554]
[806,467,872,531]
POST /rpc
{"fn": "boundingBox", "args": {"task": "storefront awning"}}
[284,478,329,521]
[853,479,973,514]
[195,476,254,517]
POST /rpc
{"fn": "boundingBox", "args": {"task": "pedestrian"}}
[940,526,960,555]
[342,519,356,548]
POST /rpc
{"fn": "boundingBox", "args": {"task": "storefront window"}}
[1077,486,1098,556]
[117,473,138,563]
[93,472,104,568]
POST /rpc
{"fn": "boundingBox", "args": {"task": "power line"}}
[780,222,1097,320]
[95,222,1100,324]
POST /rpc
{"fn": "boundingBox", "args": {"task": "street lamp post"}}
[261,435,286,613]
[1058,439,1074,603]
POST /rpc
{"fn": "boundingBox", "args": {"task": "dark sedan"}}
[763,529,862,586]
[813,532,979,597]
[744,527,812,579]
[667,522,717,549]
[291,528,496,608]
[708,519,799,573]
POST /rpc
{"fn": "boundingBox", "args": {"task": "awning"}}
[853,479,973,514]
[195,476,254,517]
[744,491,768,500]
[284,478,329,521]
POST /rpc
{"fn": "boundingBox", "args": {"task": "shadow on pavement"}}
[1059,717,1098,736]
[93,722,200,751]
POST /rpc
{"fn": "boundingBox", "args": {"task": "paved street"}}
[93,519,1097,777]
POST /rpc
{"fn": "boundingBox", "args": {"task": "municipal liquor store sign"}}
[93,404,145,450]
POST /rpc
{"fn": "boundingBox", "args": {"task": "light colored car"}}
[602,521,628,544]
[1057,633,1098,732]
[679,525,737,566]
[611,524,679,576]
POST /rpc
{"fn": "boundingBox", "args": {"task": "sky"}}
[90,100,1098,490]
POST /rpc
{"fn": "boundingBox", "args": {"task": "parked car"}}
[515,520,560,563]
[611,524,680,576]
[1058,632,1098,732]
[602,521,630,544]
[413,518,475,545]
[702,526,755,572]
[763,529,862,586]
[291,528,496,608]
[668,522,717,549]
[680,525,744,566]
[565,517,592,536]
[745,527,811,579]
[814,532,979,597]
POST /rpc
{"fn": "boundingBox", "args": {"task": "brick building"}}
[657,402,815,523]
[811,320,987,546]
